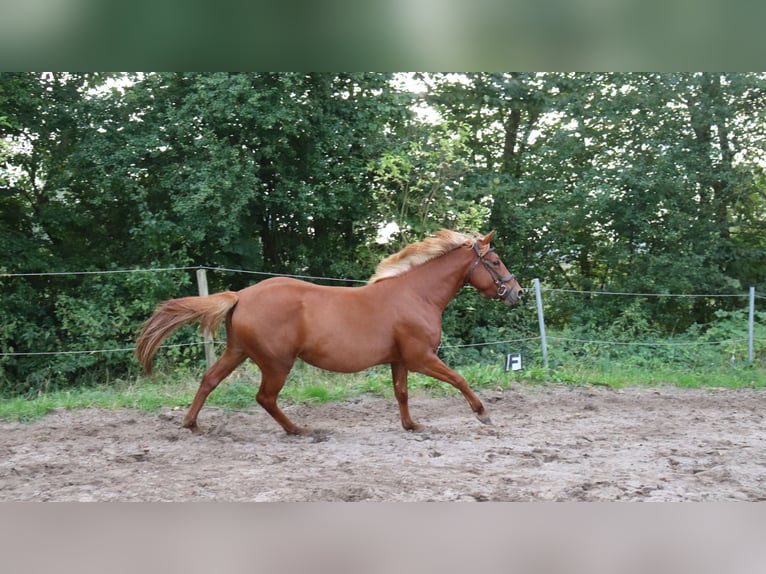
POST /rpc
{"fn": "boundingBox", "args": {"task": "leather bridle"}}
[464,242,517,302]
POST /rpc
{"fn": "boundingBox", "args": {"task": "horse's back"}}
[232,277,331,325]
[235,276,362,311]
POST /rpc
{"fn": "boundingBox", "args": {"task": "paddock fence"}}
[1,266,763,373]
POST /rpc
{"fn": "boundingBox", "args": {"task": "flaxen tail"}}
[135,291,239,374]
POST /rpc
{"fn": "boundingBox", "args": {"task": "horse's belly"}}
[298,340,395,373]
[298,349,393,373]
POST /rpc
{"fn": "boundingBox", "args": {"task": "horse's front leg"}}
[391,361,424,431]
[409,353,491,425]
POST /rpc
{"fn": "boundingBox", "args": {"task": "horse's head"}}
[465,230,524,305]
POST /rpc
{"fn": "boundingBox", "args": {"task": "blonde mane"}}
[369,229,485,284]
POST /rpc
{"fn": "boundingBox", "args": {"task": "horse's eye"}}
[493,261,500,267]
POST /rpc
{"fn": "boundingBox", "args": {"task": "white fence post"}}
[196,268,216,370]
[748,286,755,363]
[533,278,549,368]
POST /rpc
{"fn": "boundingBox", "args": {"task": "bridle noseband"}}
[464,242,516,301]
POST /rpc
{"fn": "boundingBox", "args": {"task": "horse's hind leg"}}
[391,362,423,431]
[182,347,247,432]
[256,366,309,435]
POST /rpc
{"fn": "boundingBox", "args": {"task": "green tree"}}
[3,72,765,391]
[0,72,412,391]
[115,72,408,283]
[421,73,766,333]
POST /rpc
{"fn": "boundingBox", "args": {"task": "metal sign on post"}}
[505,352,522,372]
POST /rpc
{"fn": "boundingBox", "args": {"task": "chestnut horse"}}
[135,229,523,434]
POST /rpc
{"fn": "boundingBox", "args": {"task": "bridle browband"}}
[464,242,516,301]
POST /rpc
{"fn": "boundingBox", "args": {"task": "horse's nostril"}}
[518,289,524,298]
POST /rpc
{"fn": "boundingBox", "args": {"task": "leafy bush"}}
[0,269,194,396]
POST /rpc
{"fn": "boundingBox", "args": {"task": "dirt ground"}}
[1,384,765,501]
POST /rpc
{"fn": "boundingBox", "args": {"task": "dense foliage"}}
[2,72,765,393]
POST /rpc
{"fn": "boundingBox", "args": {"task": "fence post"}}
[748,286,755,363]
[196,268,216,370]
[533,278,549,368]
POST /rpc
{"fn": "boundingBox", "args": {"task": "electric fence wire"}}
[1,266,761,357]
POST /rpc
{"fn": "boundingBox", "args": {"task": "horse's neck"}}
[399,248,471,310]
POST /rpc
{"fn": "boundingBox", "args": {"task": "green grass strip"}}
[1,359,764,423]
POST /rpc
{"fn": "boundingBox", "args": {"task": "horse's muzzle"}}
[499,284,523,305]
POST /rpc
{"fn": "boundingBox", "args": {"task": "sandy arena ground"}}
[1,384,764,501]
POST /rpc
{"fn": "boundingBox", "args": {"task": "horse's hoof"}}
[182,420,201,433]
[405,422,425,432]
[286,426,312,436]
[476,412,492,425]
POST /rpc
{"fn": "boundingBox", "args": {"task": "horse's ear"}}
[481,230,496,244]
